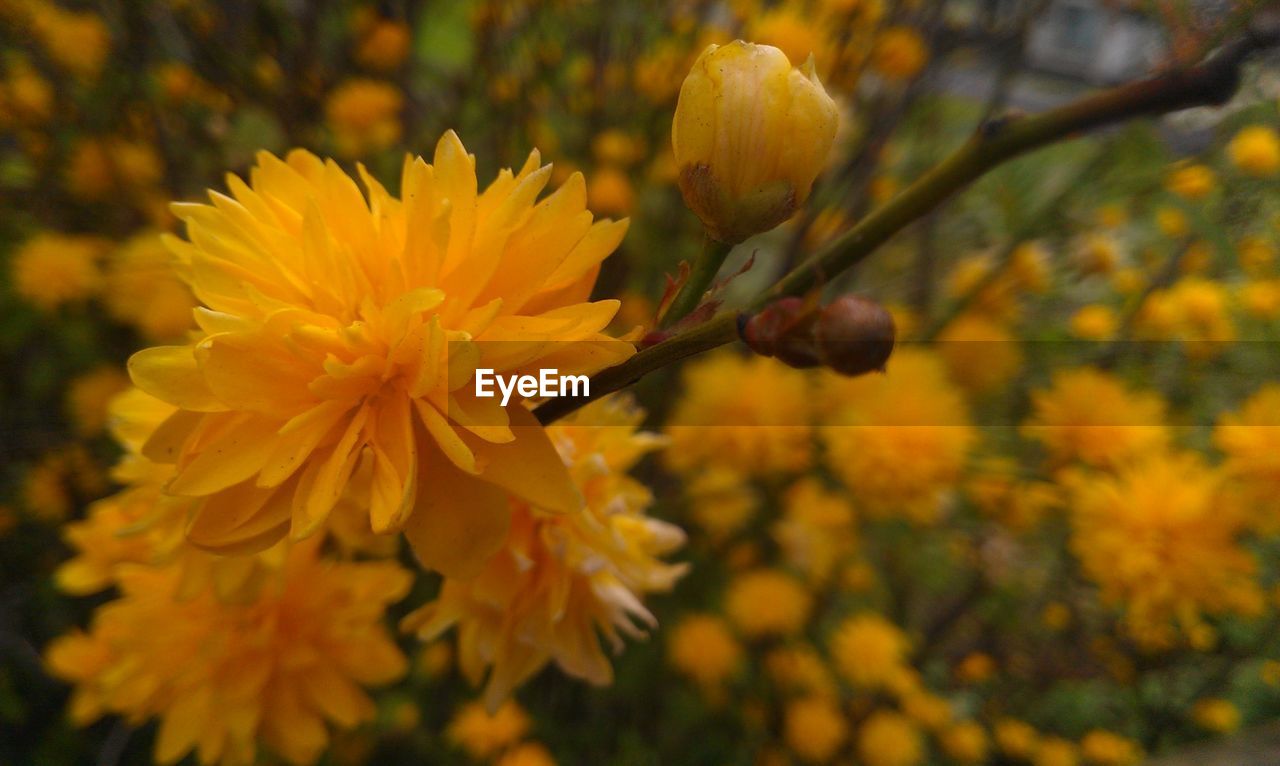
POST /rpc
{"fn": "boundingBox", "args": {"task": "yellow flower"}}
[323,79,404,157]
[2,60,53,124]
[354,19,412,72]
[830,613,909,690]
[496,742,557,766]
[725,569,812,637]
[994,718,1040,760]
[1165,163,1215,199]
[870,27,928,81]
[857,711,924,766]
[587,166,635,215]
[1079,729,1142,766]
[1010,241,1052,293]
[1237,234,1275,275]
[28,5,111,80]
[446,700,531,761]
[954,652,996,684]
[103,231,198,341]
[1215,384,1280,527]
[401,397,686,707]
[1227,125,1280,176]
[685,467,759,542]
[898,690,953,731]
[45,540,409,766]
[748,8,836,76]
[125,135,632,575]
[1069,304,1118,340]
[1022,368,1168,469]
[820,349,974,523]
[1155,206,1189,238]
[784,697,848,763]
[65,137,163,201]
[937,313,1023,394]
[673,41,839,243]
[1067,452,1264,648]
[667,614,743,688]
[773,478,856,583]
[23,453,73,522]
[766,646,837,697]
[10,233,104,310]
[1191,698,1240,734]
[665,352,813,476]
[1074,232,1122,275]
[1034,737,1079,766]
[940,721,989,764]
[945,254,1019,320]
[65,366,129,436]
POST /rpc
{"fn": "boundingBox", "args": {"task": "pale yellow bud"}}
[672,41,839,243]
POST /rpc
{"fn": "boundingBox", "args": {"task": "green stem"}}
[659,238,735,330]
[533,27,1280,424]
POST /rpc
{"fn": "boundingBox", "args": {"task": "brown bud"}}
[741,297,820,368]
[815,295,896,376]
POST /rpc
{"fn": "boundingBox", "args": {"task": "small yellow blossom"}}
[871,27,928,81]
[496,742,557,766]
[830,613,909,690]
[937,313,1023,394]
[103,231,198,341]
[1022,368,1168,469]
[1191,698,1240,734]
[665,352,813,476]
[354,19,412,72]
[667,614,743,688]
[941,721,989,764]
[955,652,996,684]
[10,233,104,311]
[686,468,759,542]
[1155,206,1189,238]
[766,646,836,698]
[1080,729,1142,766]
[1228,125,1280,176]
[725,569,812,637]
[65,366,129,436]
[784,696,848,763]
[587,166,635,215]
[995,718,1040,759]
[773,478,856,583]
[324,79,404,157]
[28,5,111,80]
[1034,737,1080,766]
[1069,304,1119,340]
[447,700,532,761]
[1166,163,1216,200]
[673,41,839,242]
[857,711,924,766]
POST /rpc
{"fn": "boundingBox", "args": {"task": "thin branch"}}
[534,25,1280,424]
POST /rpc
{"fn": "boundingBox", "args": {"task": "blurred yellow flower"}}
[830,613,909,690]
[784,696,848,763]
[1079,729,1142,766]
[324,79,404,157]
[45,540,409,766]
[402,398,687,708]
[103,231,198,341]
[65,365,129,436]
[995,718,1040,760]
[1074,232,1122,276]
[665,352,813,476]
[1155,206,1189,238]
[1165,163,1216,200]
[28,4,111,80]
[1069,304,1118,341]
[1215,383,1280,524]
[937,313,1023,394]
[447,700,532,761]
[725,568,812,637]
[820,349,974,523]
[1237,234,1275,275]
[587,165,635,215]
[1191,698,1240,734]
[857,711,924,766]
[1,60,53,124]
[1228,125,1280,177]
[686,467,759,542]
[748,8,835,76]
[773,478,856,583]
[940,721,989,764]
[1238,278,1280,319]
[673,40,839,242]
[1034,737,1080,766]
[1022,368,1168,470]
[870,27,928,81]
[496,742,557,766]
[126,135,632,573]
[668,614,743,688]
[1068,452,1264,648]
[954,652,996,684]
[10,232,104,311]
[66,137,163,201]
[354,18,412,72]
[766,646,836,698]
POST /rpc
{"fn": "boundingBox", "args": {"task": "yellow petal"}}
[128,346,226,412]
[402,443,511,578]
[168,415,280,496]
[470,405,580,514]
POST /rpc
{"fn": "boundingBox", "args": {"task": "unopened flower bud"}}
[815,295,896,376]
[672,41,839,244]
[742,297,820,368]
